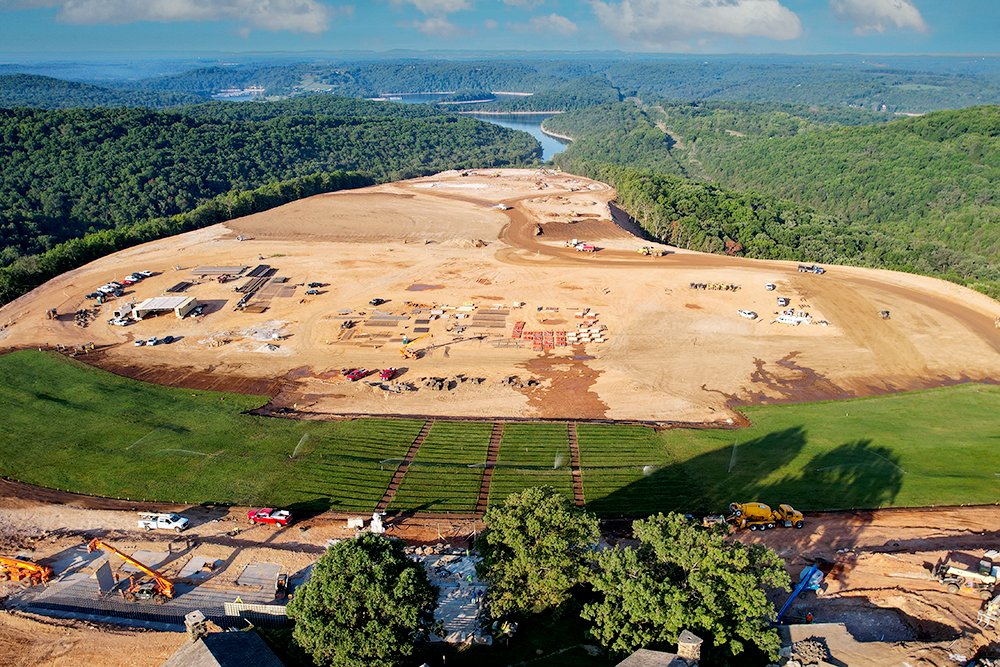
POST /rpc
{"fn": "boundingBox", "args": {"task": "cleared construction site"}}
[1,169,999,666]
[2,169,999,424]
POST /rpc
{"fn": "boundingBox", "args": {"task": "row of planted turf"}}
[389,421,493,513]
[2,351,999,516]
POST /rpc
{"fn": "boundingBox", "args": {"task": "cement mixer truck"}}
[728,502,805,531]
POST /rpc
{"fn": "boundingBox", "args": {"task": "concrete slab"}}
[120,551,169,574]
[178,556,219,581]
[236,563,281,590]
[47,546,103,576]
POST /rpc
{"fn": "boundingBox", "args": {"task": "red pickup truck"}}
[247,508,292,526]
[344,368,369,381]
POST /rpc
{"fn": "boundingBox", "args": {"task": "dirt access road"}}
[1,169,998,423]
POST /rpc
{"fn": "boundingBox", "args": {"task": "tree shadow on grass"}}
[586,428,903,518]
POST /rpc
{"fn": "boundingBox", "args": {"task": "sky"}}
[0,0,997,56]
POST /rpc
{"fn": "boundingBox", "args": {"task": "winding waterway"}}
[381,93,570,161]
[465,113,570,161]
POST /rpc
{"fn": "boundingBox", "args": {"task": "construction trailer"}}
[131,296,201,320]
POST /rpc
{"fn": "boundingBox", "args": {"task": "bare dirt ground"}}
[745,506,1000,666]
[2,169,998,423]
[0,611,183,667]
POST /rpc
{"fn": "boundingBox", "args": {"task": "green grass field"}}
[490,423,575,503]
[1,350,998,515]
[390,422,492,513]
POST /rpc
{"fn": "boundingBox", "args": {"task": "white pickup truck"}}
[137,512,190,532]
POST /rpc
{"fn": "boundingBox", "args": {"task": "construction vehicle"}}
[728,502,804,531]
[87,538,175,602]
[932,559,996,599]
[399,334,430,360]
[0,556,53,586]
[275,573,290,600]
[978,593,1000,628]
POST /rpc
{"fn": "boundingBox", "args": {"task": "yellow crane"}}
[87,538,175,602]
[399,334,431,359]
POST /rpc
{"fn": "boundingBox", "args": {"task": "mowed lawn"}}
[0,350,422,511]
[581,387,1000,516]
[390,421,492,513]
[1,351,998,515]
[490,423,575,503]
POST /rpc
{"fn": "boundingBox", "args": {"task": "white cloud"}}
[503,0,544,7]
[4,0,336,33]
[521,12,576,35]
[830,0,927,35]
[408,15,464,36]
[391,0,469,15]
[591,0,802,49]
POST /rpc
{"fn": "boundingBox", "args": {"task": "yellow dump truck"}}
[728,502,805,531]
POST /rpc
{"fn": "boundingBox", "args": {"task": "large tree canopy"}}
[476,486,600,618]
[582,513,789,662]
[286,533,438,667]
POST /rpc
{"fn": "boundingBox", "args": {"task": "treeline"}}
[9,57,1000,113]
[0,96,540,265]
[557,160,1000,299]
[552,103,1000,298]
[120,56,1000,113]
[0,74,203,109]
[0,171,370,305]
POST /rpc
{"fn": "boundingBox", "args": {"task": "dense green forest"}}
[0,74,202,109]
[551,103,1000,298]
[8,56,1000,113]
[0,96,539,266]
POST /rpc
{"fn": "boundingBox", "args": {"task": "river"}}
[464,113,569,162]
[380,93,569,161]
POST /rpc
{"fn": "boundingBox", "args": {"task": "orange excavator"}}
[87,538,175,602]
[0,556,53,586]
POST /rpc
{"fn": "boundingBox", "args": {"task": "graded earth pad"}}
[2,169,999,423]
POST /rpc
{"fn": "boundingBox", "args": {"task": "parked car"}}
[379,368,397,381]
[305,289,320,295]
[120,278,136,286]
[137,270,153,277]
[147,336,158,346]
[133,339,145,346]
[162,335,174,344]
[247,508,292,527]
[369,298,385,306]
[737,310,758,320]
[765,283,776,291]
[344,368,369,381]
[307,282,323,288]
[137,512,189,532]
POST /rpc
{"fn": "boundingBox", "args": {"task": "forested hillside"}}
[0,96,539,266]
[0,74,201,109]
[552,103,1000,298]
